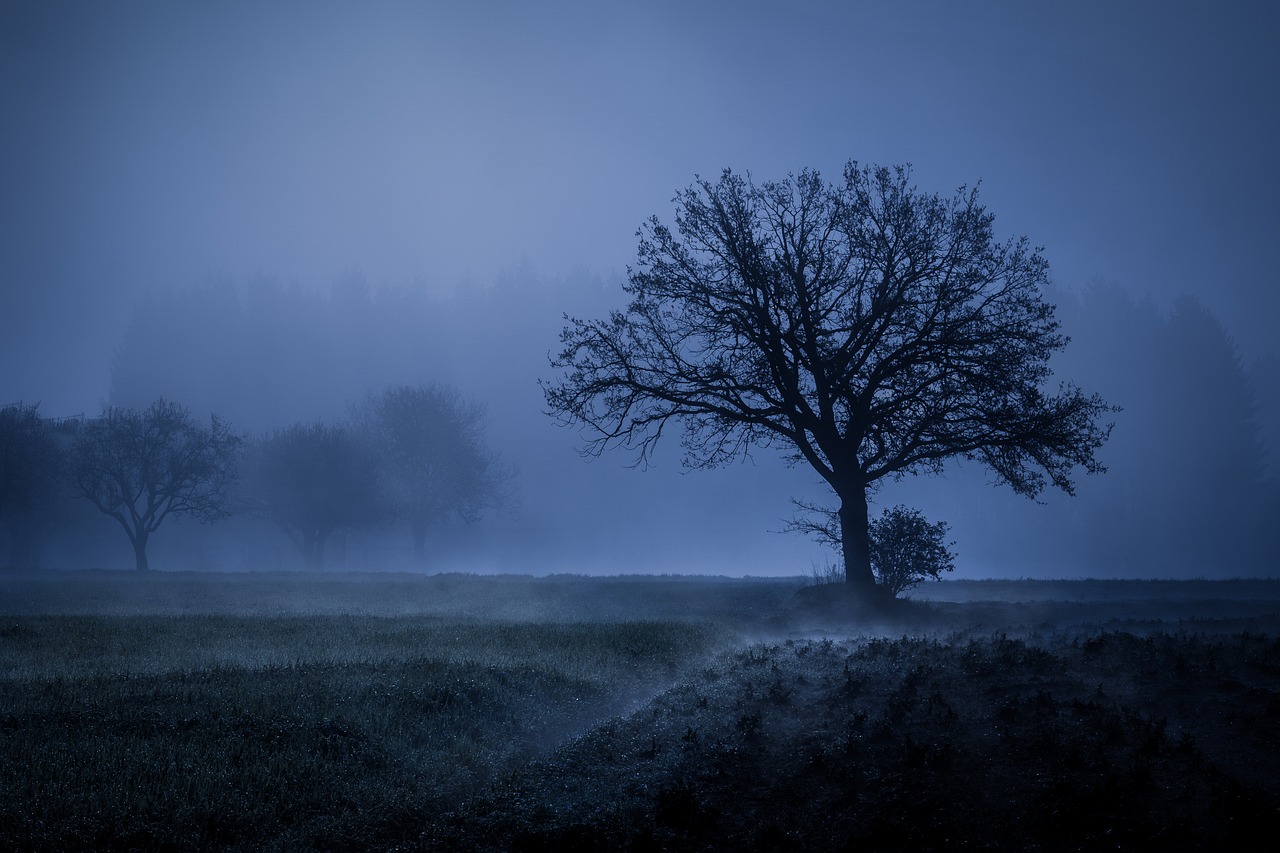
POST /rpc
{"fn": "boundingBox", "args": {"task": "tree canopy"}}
[246,421,385,570]
[0,403,59,521]
[71,399,241,570]
[545,162,1113,590]
[0,403,68,569]
[357,384,509,564]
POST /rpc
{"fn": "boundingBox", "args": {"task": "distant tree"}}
[0,402,59,521]
[0,403,67,569]
[247,422,385,570]
[869,506,956,596]
[71,399,241,571]
[1042,285,1273,572]
[545,162,1113,594]
[1250,353,1280,482]
[357,384,509,563]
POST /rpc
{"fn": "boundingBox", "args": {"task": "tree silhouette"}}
[1035,284,1273,574]
[546,163,1113,592]
[357,385,508,564]
[0,403,67,570]
[869,505,956,596]
[247,422,385,570]
[71,399,240,571]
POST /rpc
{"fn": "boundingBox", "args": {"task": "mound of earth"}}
[419,632,1278,851]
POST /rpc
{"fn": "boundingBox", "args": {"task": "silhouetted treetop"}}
[0,403,60,524]
[0,402,69,570]
[71,399,241,571]
[244,421,385,571]
[355,384,510,564]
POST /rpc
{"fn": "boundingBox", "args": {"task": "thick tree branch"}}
[545,161,1115,588]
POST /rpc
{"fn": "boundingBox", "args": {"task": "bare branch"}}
[544,161,1115,588]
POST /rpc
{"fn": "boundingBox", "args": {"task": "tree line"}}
[7,159,1275,592]
[0,386,508,572]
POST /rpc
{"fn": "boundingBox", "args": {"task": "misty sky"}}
[2,2,1278,578]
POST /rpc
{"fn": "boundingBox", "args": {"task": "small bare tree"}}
[357,384,510,564]
[72,399,240,570]
[246,421,385,570]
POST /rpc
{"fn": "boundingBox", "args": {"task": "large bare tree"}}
[72,399,240,571]
[545,163,1113,592]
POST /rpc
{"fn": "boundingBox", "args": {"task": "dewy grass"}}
[0,615,729,851]
[0,615,729,680]
[2,573,1278,850]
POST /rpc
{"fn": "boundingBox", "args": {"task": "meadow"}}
[1,571,1277,850]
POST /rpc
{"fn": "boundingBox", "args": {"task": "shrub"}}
[869,506,956,596]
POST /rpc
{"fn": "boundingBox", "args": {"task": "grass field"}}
[1,571,1278,850]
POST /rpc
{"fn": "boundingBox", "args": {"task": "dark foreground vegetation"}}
[1,572,1278,850]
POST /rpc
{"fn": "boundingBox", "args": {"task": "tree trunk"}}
[132,529,150,571]
[837,487,876,589]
